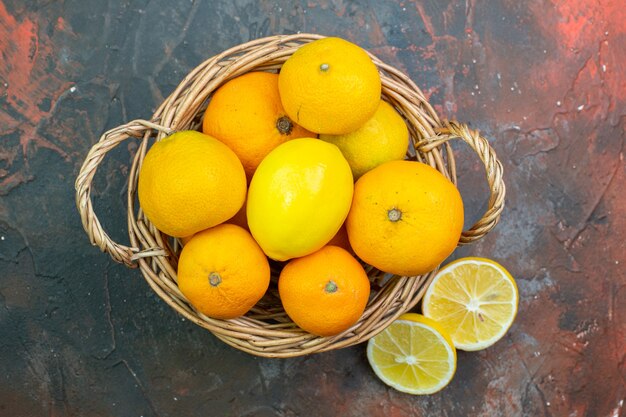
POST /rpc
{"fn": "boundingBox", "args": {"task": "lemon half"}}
[422,257,519,351]
[367,313,456,395]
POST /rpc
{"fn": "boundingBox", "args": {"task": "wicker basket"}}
[75,34,505,358]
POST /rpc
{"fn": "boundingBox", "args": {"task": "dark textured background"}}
[1,1,625,416]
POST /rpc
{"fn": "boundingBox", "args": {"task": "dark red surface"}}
[1,1,625,416]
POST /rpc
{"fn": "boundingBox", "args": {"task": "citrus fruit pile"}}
[136,36,517,393]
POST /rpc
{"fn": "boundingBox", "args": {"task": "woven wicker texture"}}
[75,34,505,358]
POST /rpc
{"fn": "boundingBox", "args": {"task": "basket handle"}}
[75,119,172,267]
[417,121,506,245]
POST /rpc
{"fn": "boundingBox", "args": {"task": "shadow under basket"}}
[75,34,505,358]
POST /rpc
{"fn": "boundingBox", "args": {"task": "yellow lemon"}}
[422,257,519,351]
[319,100,409,179]
[247,138,353,261]
[367,313,457,395]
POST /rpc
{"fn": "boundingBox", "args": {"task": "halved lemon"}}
[367,313,456,395]
[422,257,519,351]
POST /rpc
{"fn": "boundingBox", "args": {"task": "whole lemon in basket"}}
[278,37,381,135]
[202,72,314,179]
[278,245,370,336]
[138,131,246,238]
[346,160,464,276]
[247,138,353,261]
[319,100,409,179]
[177,223,270,319]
